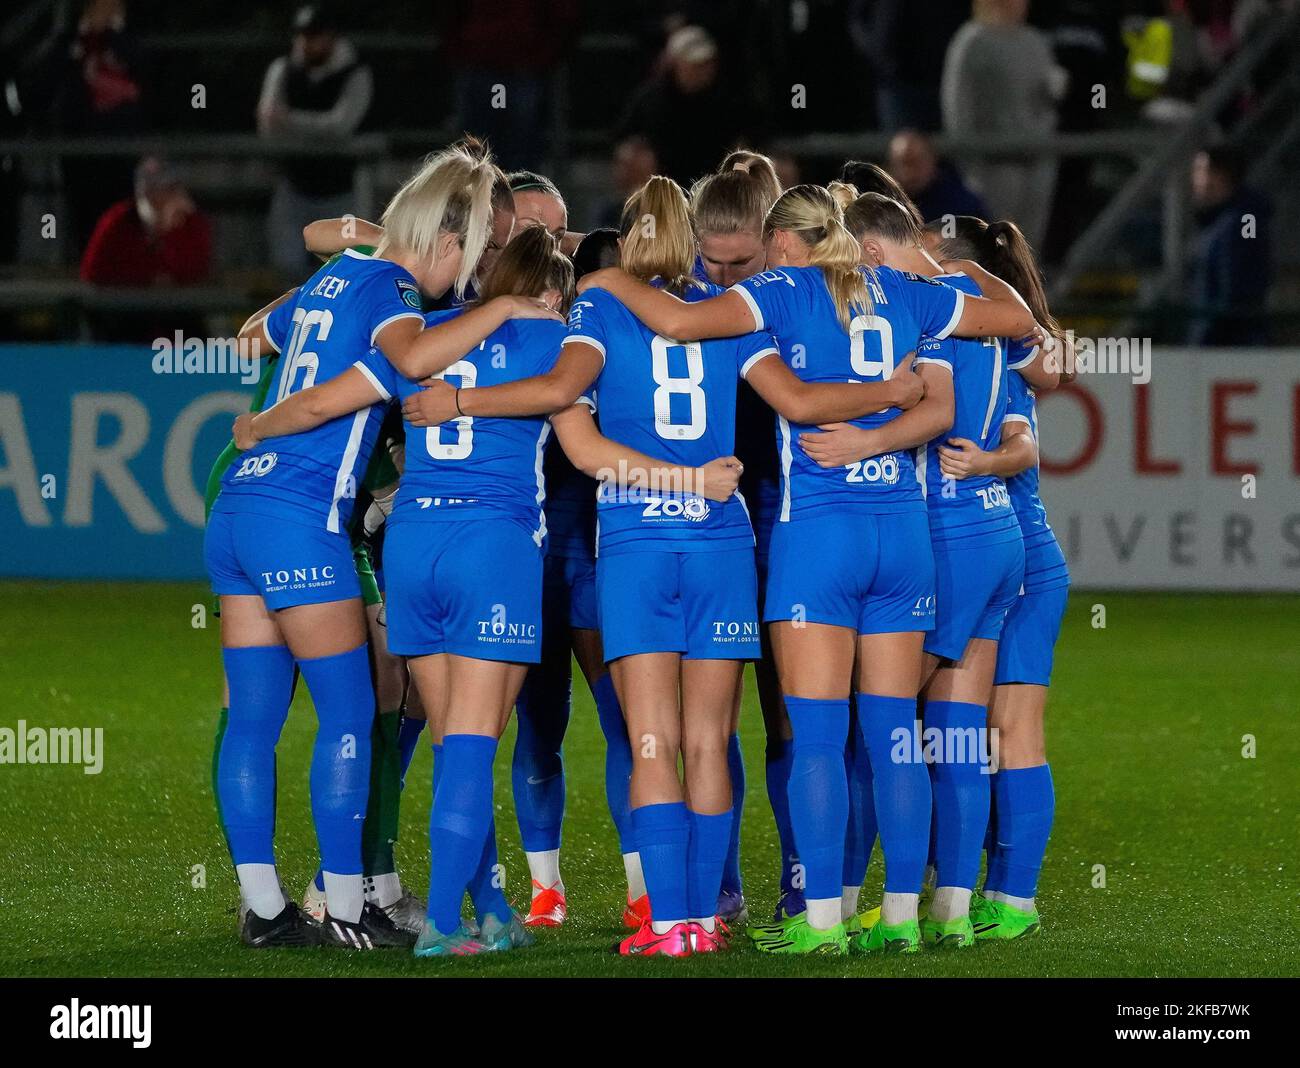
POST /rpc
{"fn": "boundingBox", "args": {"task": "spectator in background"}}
[1040,1,1122,256]
[849,0,967,131]
[616,25,743,188]
[887,129,988,223]
[1187,146,1272,346]
[598,136,659,228]
[1121,1,1203,123]
[24,0,147,254]
[79,156,212,341]
[256,3,372,282]
[439,0,579,174]
[941,0,1066,250]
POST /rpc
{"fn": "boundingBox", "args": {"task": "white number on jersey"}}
[426,360,477,460]
[276,307,334,402]
[848,313,896,414]
[651,336,707,441]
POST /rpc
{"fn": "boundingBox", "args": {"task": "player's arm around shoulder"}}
[378,295,562,381]
[235,368,387,451]
[550,403,742,504]
[578,269,755,340]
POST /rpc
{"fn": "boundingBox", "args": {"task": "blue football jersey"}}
[357,310,566,544]
[1003,368,1051,537]
[565,283,775,555]
[543,442,597,559]
[215,249,426,531]
[730,264,964,520]
[914,272,1017,537]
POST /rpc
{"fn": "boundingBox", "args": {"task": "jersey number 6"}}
[426,360,476,460]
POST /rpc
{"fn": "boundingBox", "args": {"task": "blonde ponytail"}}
[826,180,859,212]
[765,184,869,330]
[618,175,701,297]
[377,144,498,300]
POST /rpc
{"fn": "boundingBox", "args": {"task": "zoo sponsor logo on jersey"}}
[234,452,278,478]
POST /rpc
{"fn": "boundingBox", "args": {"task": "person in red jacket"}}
[79,156,212,340]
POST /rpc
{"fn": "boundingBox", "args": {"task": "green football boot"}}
[919,913,976,948]
[748,910,805,942]
[972,898,1041,941]
[753,917,848,955]
[850,916,921,954]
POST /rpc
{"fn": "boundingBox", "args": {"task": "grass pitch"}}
[1,582,1296,978]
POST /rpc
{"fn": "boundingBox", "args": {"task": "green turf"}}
[1,583,1297,978]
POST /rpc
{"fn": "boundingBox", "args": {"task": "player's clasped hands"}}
[888,352,923,409]
[403,379,460,427]
[937,437,989,480]
[232,412,259,451]
[696,455,744,502]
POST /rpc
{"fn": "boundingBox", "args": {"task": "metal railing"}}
[1047,4,1300,305]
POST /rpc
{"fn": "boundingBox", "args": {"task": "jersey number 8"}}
[651,336,706,441]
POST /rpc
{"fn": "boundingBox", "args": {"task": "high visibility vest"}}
[1124,18,1173,100]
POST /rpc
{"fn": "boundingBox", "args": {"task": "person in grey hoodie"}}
[257,3,373,280]
[941,0,1066,250]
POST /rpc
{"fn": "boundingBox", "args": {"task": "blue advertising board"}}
[0,344,255,579]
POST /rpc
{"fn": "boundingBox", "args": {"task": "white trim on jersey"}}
[352,360,392,401]
[740,347,778,379]
[916,440,929,500]
[342,248,373,261]
[532,422,552,548]
[1002,413,1032,427]
[914,355,954,373]
[574,394,597,413]
[733,487,757,547]
[729,284,765,332]
[777,415,794,523]
[369,311,424,346]
[562,334,606,365]
[934,289,966,340]
[1007,343,1040,370]
[263,323,285,354]
[979,338,1003,442]
[327,410,369,534]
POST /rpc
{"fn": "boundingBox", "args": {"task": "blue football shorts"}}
[205,510,360,610]
[383,517,543,663]
[597,546,760,662]
[763,509,936,634]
